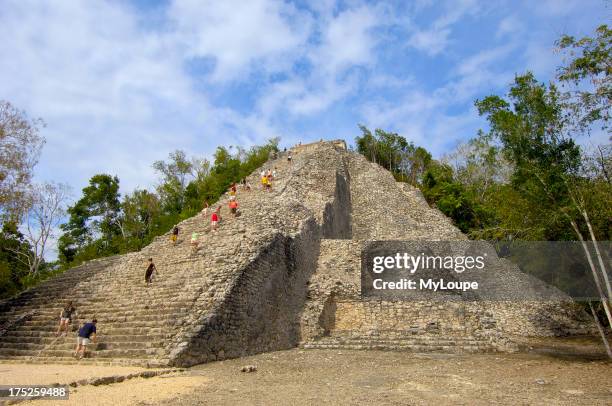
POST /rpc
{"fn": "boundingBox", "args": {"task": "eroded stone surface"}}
[0,141,594,367]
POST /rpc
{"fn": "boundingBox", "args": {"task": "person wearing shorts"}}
[287,152,292,163]
[211,211,219,232]
[229,200,238,217]
[171,225,179,245]
[266,173,273,191]
[56,301,76,336]
[74,319,97,359]
[190,232,199,254]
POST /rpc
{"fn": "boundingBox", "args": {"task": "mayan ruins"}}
[0,141,596,368]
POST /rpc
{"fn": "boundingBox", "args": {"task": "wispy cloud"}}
[407,0,482,56]
[0,0,607,197]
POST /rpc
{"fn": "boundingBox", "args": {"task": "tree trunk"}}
[582,209,612,301]
[569,219,612,327]
[589,301,612,360]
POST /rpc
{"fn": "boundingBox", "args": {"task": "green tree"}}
[0,222,32,298]
[556,24,611,131]
[153,150,193,213]
[59,174,121,263]
[120,189,161,249]
[476,72,612,348]
[421,162,484,233]
[355,125,422,181]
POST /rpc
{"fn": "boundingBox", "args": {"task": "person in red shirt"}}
[229,199,239,217]
[211,211,219,232]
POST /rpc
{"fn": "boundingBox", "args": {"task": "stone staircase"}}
[302,333,497,353]
[0,252,209,366]
[0,145,331,367]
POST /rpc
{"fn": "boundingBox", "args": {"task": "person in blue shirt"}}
[74,319,97,359]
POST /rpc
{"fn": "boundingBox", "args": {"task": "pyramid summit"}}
[0,140,594,367]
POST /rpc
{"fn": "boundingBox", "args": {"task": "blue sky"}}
[0,0,609,196]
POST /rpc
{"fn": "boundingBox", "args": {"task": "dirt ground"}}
[11,338,612,406]
[160,349,612,406]
[0,364,158,387]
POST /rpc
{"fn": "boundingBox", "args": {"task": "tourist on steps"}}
[287,151,292,164]
[190,232,199,255]
[145,258,157,284]
[266,171,273,191]
[171,225,179,246]
[74,318,97,359]
[241,177,251,192]
[229,199,239,217]
[260,172,268,191]
[56,301,77,336]
[211,208,220,232]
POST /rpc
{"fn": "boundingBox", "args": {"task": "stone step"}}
[1,329,172,340]
[10,323,170,333]
[319,335,489,345]
[4,286,209,301]
[20,309,188,318]
[302,342,494,352]
[0,356,166,367]
[0,295,210,320]
[0,340,165,351]
[0,347,158,358]
[19,312,188,326]
[12,325,166,334]
[0,333,165,344]
[4,302,198,314]
[302,335,498,353]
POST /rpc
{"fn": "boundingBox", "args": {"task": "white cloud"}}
[496,15,523,38]
[313,6,379,74]
[408,0,482,56]
[0,0,290,195]
[255,4,382,118]
[409,28,452,56]
[168,0,312,82]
